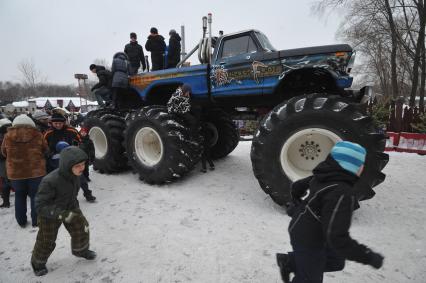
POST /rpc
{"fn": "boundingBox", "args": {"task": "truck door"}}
[210,33,264,97]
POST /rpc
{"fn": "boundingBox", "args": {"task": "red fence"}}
[387,101,424,132]
[385,132,426,154]
[370,101,426,154]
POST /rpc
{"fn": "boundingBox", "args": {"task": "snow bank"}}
[0,144,425,282]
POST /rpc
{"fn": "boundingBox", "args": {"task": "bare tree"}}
[314,0,425,107]
[17,58,46,90]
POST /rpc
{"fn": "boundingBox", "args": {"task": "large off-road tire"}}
[251,94,389,206]
[124,106,202,184]
[85,111,128,173]
[203,110,239,159]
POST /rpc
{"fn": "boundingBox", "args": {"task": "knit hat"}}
[12,114,36,128]
[130,32,137,39]
[0,118,12,127]
[51,112,66,122]
[150,27,158,34]
[33,110,49,120]
[181,83,192,94]
[330,141,367,175]
[56,141,70,153]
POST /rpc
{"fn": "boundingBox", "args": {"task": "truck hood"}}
[278,44,352,58]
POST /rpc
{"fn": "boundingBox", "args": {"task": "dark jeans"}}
[201,147,214,170]
[11,177,43,226]
[1,177,12,204]
[167,61,178,69]
[83,161,90,180]
[151,54,165,71]
[128,65,139,75]
[289,246,345,283]
[80,175,92,197]
[93,86,112,107]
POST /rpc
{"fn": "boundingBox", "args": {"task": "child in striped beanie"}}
[330,141,367,176]
[276,140,383,283]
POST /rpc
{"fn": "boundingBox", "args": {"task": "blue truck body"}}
[128,30,354,107]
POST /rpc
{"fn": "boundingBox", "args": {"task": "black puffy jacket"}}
[91,65,112,91]
[168,33,181,67]
[288,155,373,265]
[111,52,129,88]
[124,41,146,70]
[145,34,166,70]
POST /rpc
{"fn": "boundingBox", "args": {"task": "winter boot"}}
[84,193,96,203]
[74,249,97,260]
[276,253,292,283]
[0,201,10,208]
[31,262,48,276]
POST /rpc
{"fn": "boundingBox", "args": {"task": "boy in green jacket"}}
[31,146,96,276]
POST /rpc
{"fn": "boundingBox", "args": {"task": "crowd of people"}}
[90,27,181,108]
[0,109,97,275]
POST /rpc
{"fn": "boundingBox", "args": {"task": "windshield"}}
[255,32,276,51]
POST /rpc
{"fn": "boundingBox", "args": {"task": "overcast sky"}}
[0,0,343,85]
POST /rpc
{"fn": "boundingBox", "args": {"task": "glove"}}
[367,250,384,269]
[58,210,75,223]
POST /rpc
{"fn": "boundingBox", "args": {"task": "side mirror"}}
[358,86,375,104]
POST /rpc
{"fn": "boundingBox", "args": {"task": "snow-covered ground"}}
[0,142,425,283]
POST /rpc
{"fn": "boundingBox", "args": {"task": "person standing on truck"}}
[276,141,384,283]
[124,32,146,75]
[111,52,130,109]
[167,29,181,68]
[145,27,166,71]
[89,64,113,107]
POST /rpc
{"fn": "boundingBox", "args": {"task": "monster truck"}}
[85,14,388,206]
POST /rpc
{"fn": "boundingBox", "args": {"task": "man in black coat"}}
[277,141,384,283]
[145,27,166,71]
[124,32,146,75]
[89,64,112,107]
[167,29,181,68]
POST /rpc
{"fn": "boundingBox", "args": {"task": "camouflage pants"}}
[31,209,90,267]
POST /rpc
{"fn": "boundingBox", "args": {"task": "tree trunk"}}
[384,0,399,99]
[409,1,426,106]
[420,40,426,112]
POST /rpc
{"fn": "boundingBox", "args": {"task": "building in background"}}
[0,97,98,117]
